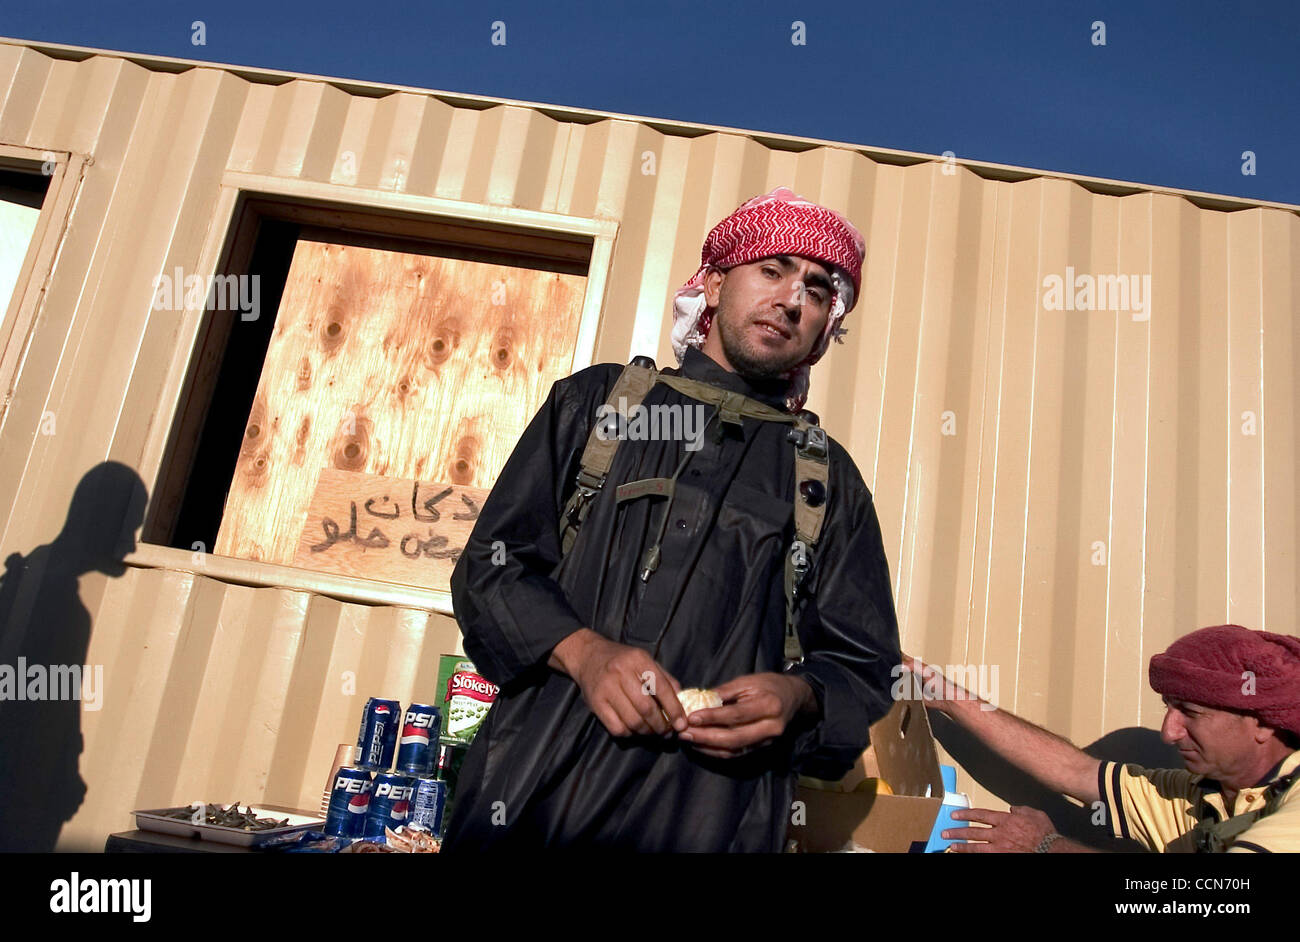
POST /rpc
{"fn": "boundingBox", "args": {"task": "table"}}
[105,829,260,853]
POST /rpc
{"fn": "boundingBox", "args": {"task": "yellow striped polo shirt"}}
[1098,749,1300,853]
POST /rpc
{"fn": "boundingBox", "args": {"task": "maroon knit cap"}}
[1149,625,1300,736]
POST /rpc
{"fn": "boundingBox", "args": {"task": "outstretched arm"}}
[905,657,1101,804]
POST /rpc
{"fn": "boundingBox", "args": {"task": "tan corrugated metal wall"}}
[0,38,1296,848]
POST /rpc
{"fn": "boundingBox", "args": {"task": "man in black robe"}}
[444,187,901,851]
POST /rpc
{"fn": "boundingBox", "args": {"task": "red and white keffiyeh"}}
[670,186,866,413]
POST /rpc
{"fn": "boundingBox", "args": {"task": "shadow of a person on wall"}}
[0,461,147,851]
[930,711,1185,851]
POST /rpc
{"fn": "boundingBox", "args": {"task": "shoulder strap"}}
[558,358,658,556]
[1192,766,1300,852]
[561,359,800,557]
[656,375,795,426]
[792,424,829,545]
[784,420,829,665]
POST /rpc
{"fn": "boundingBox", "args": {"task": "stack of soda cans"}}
[324,698,451,843]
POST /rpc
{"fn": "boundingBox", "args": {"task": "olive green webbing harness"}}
[558,357,829,665]
[1190,766,1300,853]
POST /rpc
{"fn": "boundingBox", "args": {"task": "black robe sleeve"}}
[784,451,901,780]
[449,373,594,689]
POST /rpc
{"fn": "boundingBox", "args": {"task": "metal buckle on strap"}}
[787,425,828,458]
[565,470,605,528]
[799,427,828,460]
[562,500,586,531]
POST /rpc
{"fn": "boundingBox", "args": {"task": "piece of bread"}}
[676,687,723,714]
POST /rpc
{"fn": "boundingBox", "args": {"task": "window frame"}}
[0,144,89,426]
[127,171,618,615]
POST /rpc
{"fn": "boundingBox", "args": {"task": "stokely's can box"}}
[436,656,499,746]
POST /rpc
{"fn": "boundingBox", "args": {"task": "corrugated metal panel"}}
[0,38,1296,845]
[61,566,461,850]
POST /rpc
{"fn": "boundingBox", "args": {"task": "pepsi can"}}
[363,771,414,839]
[395,703,442,774]
[324,767,373,838]
[355,697,401,771]
[408,775,447,837]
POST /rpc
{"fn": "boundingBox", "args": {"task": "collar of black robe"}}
[668,345,793,413]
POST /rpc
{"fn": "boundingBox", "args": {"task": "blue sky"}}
[5,0,1297,205]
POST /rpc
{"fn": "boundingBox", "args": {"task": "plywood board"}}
[293,468,489,589]
[214,232,587,571]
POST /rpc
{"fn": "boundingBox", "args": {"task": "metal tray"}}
[133,804,325,847]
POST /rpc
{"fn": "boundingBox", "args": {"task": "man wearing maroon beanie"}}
[905,624,1300,852]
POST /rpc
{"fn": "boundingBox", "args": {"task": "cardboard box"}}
[790,695,945,852]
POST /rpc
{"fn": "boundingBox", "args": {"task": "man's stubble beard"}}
[713,306,808,382]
